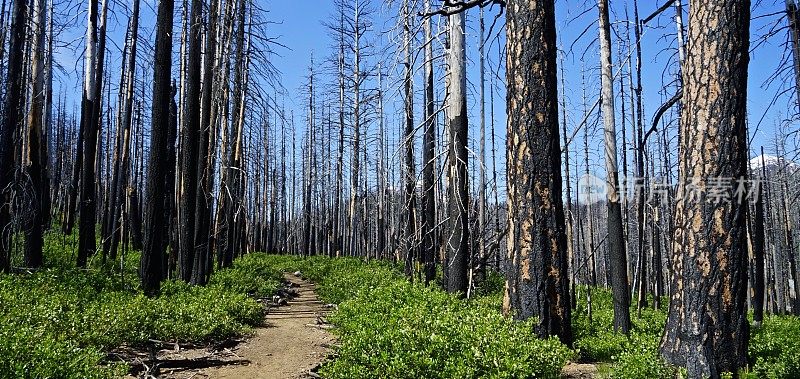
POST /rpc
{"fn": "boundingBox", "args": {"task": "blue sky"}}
[51,0,796,198]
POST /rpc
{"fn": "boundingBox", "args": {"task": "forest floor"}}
[134,274,335,379]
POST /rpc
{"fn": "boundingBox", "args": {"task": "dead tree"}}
[0,0,27,272]
[141,0,176,296]
[421,0,437,284]
[22,0,49,268]
[598,0,631,334]
[660,0,751,375]
[503,0,572,346]
[181,0,203,282]
[445,7,469,296]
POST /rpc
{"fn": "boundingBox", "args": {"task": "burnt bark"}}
[445,9,469,296]
[598,0,631,334]
[660,0,751,376]
[502,0,572,346]
[141,0,175,296]
[421,0,437,284]
[0,0,27,272]
[180,0,202,282]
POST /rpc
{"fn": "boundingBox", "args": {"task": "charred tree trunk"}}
[503,0,572,347]
[445,8,469,296]
[660,0,751,376]
[76,0,103,268]
[23,0,48,268]
[421,0,437,284]
[141,0,175,296]
[402,0,417,278]
[193,0,219,285]
[181,0,202,282]
[598,0,631,334]
[0,0,27,272]
[751,149,767,325]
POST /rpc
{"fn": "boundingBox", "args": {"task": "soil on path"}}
[142,274,335,379]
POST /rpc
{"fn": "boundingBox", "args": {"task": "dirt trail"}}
[150,274,334,379]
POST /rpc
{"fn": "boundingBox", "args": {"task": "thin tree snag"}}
[751,147,768,326]
[402,0,418,278]
[445,7,469,296]
[0,0,27,272]
[23,0,48,268]
[660,0,751,376]
[193,0,220,286]
[421,0,437,284]
[141,0,175,296]
[181,0,202,283]
[598,0,631,335]
[503,0,572,346]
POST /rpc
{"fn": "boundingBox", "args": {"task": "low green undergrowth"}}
[0,237,282,378]
[570,287,672,378]
[571,286,800,379]
[265,255,572,379]
[747,315,800,378]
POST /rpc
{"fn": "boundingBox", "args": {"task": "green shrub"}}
[0,236,283,378]
[747,315,800,378]
[267,257,573,379]
[612,334,672,379]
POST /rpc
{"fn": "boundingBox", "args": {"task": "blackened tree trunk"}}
[0,0,27,272]
[23,0,48,268]
[76,0,101,268]
[597,0,631,334]
[421,0,436,284]
[445,8,469,296]
[192,0,219,285]
[503,0,572,347]
[402,0,417,278]
[180,0,202,282]
[107,0,139,261]
[141,0,175,296]
[660,0,751,376]
[752,149,767,325]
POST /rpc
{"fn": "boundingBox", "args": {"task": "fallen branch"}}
[128,358,251,375]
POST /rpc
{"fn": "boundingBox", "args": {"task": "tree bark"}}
[503,0,572,347]
[445,8,469,296]
[402,0,418,278]
[141,0,175,296]
[421,0,437,284]
[23,0,48,268]
[598,0,631,334]
[181,0,202,282]
[751,149,767,325]
[660,0,751,376]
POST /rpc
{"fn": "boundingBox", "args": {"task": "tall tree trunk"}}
[476,6,487,286]
[348,0,364,258]
[503,0,572,347]
[142,0,175,296]
[76,0,102,267]
[445,8,469,296]
[751,149,767,325]
[23,0,48,268]
[181,0,202,282]
[421,0,437,284]
[193,0,220,285]
[598,0,631,334]
[0,0,27,272]
[660,0,751,376]
[402,0,417,278]
[107,0,139,261]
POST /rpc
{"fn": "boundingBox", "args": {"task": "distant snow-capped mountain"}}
[749,154,798,172]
